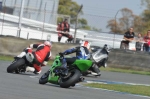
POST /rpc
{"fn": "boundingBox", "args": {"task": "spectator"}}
[67,35,74,43]
[120,27,135,50]
[135,33,143,51]
[57,22,62,42]
[60,18,70,33]
[57,19,73,42]
[143,30,150,52]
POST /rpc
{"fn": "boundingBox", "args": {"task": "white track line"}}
[85,80,150,86]
[77,83,150,99]
[29,76,150,98]
[29,76,39,79]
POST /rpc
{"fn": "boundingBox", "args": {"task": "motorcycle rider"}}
[59,40,101,76]
[16,41,52,74]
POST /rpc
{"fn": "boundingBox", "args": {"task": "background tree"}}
[92,27,102,32]
[58,0,89,30]
[132,15,144,33]
[106,8,142,34]
[106,19,122,33]
[78,18,87,27]
[140,0,150,34]
[141,0,150,9]
[119,8,134,31]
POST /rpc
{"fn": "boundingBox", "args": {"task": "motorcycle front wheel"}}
[39,70,50,84]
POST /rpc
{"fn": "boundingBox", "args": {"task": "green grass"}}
[84,83,150,96]
[101,67,150,76]
[0,55,14,61]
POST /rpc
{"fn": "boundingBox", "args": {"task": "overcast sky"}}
[73,0,145,32]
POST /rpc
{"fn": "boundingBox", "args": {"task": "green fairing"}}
[73,60,93,72]
[48,56,61,84]
[47,56,93,84]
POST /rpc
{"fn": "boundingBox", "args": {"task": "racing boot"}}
[26,66,35,72]
[61,61,68,76]
[102,60,107,68]
[103,63,107,68]
[90,72,101,76]
[26,66,41,75]
[61,67,68,76]
[33,69,41,75]
[54,65,68,76]
[91,64,101,76]
[58,37,61,42]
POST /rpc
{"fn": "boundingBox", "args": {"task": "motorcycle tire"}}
[7,58,25,73]
[39,70,50,84]
[59,69,81,88]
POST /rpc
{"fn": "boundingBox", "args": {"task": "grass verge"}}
[0,55,14,61]
[101,67,150,76]
[84,83,150,97]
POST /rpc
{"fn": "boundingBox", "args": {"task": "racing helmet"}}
[44,41,52,48]
[80,41,91,49]
[104,44,111,52]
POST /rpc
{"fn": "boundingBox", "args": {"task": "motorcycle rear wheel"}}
[59,69,81,88]
[7,58,25,73]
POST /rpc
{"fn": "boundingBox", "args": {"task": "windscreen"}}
[91,49,107,63]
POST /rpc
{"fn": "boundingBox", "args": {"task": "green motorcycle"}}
[39,53,93,88]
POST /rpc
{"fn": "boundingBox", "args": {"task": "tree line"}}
[106,0,150,35]
[58,0,150,35]
[106,8,142,34]
[57,0,101,32]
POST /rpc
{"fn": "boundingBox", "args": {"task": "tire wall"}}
[108,49,150,71]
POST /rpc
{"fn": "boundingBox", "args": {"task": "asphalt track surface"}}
[0,60,150,99]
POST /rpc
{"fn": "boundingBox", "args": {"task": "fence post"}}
[18,0,25,37]
[1,0,6,35]
[47,35,51,41]
[73,4,83,43]
[41,2,47,40]
[27,32,29,40]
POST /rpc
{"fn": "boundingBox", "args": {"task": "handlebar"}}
[59,52,64,58]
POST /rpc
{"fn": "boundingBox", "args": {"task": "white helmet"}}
[80,41,91,49]
[44,41,52,48]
